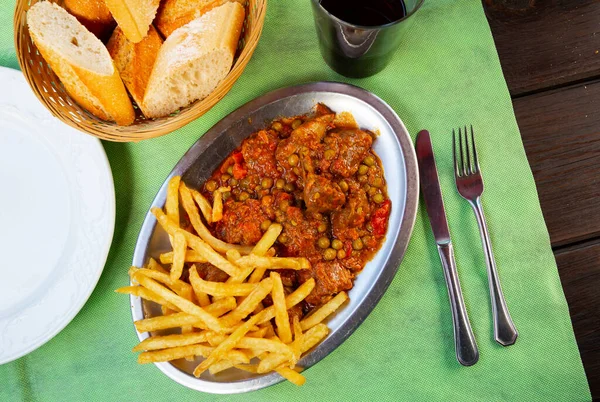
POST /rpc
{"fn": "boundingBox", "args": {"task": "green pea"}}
[271,121,283,131]
[323,248,337,261]
[288,154,299,166]
[239,191,250,201]
[324,149,336,160]
[261,177,273,189]
[338,180,349,192]
[284,183,295,192]
[260,220,272,231]
[221,174,231,182]
[278,233,289,243]
[358,175,368,183]
[373,193,384,203]
[276,214,285,223]
[292,119,302,129]
[372,178,384,188]
[222,191,231,201]
[279,199,290,211]
[352,238,364,250]
[368,187,378,196]
[227,165,233,175]
[240,178,250,188]
[363,155,375,167]
[331,239,343,250]
[206,180,217,192]
[275,179,285,189]
[317,222,327,233]
[358,165,369,175]
[229,178,238,186]
[337,249,347,259]
[317,237,330,249]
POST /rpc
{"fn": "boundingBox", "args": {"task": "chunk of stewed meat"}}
[331,189,371,241]
[304,173,346,214]
[299,261,353,306]
[327,129,373,177]
[216,199,267,245]
[241,130,280,178]
[196,262,229,282]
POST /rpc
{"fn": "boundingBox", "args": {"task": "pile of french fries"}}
[116,176,349,386]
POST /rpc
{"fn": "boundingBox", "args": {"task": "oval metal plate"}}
[131,82,419,394]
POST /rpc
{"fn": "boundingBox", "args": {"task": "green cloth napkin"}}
[0,0,591,400]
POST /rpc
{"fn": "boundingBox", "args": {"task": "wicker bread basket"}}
[14,0,266,142]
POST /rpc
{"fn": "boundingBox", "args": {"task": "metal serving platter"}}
[131,82,419,394]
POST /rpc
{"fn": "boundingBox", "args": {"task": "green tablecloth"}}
[0,0,591,400]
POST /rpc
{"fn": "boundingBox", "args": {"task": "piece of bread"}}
[27,2,135,126]
[107,25,162,117]
[143,2,245,118]
[103,0,161,43]
[155,0,244,38]
[63,0,115,40]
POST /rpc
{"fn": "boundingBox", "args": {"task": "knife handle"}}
[437,242,479,366]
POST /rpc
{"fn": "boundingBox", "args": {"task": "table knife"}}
[416,129,479,366]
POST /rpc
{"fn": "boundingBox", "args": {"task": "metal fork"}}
[453,126,518,346]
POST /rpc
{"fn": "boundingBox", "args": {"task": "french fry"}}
[226,249,242,264]
[187,265,211,307]
[189,266,258,297]
[208,351,250,374]
[236,254,310,271]
[170,232,187,281]
[256,279,315,325]
[300,291,348,331]
[276,367,306,386]
[192,313,263,377]
[247,327,268,338]
[220,278,274,327]
[132,331,209,352]
[211,186,230,222]
[205,334,293,355]
[165,176,181,247]
[138,344,213,364]
[189,187,212,224]
[135,275,222,332]
[234,364,259,373]
[257,352,291,374]
[271,272,292,344]
[248,266,267,284]
[129,267,192,296]
[148,258,169,274]
[262,322,276,338]
[152,207,242,277]
[290,316,303,366]
[300,324,329,353]
[252,223,282,256]
[115,286,179,311]
[180,183,252,255]
[159,250,207,264]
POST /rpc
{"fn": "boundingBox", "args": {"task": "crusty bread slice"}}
[107,25,162,117]
[155,0,244,38]
[104,0,160,43]
[27,2,135,125]
[143,2,245,118]
[64,0,115,40]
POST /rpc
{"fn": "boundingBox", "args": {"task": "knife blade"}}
[416,129,479,366]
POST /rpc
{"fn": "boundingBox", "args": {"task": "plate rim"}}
[130,81,419,393]
[0,66,116,364]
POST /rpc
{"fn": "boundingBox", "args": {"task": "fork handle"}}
[470,198,518,346]
[437,242,479,366]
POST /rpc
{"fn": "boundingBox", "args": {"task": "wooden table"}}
[484,0,600,398]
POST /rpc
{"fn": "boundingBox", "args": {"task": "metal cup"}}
[310,0,424,78]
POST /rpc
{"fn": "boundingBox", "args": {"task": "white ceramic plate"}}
[0,67,115,364]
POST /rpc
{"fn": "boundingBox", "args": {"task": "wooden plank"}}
[513,79,600,246]
[555,240,600,400]
[484,0,600,96]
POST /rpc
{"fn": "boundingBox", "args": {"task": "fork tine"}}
[452,129,460,177]
[458,127,466,176]
[463,125,471,175]
[470,124,479,173]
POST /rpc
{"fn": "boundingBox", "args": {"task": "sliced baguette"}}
[103,0,160,43]
[27,2,135,125]
[155,0,244,38]
[143,2,245,118]
[107,25,162,117]
[64,0,115,40]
